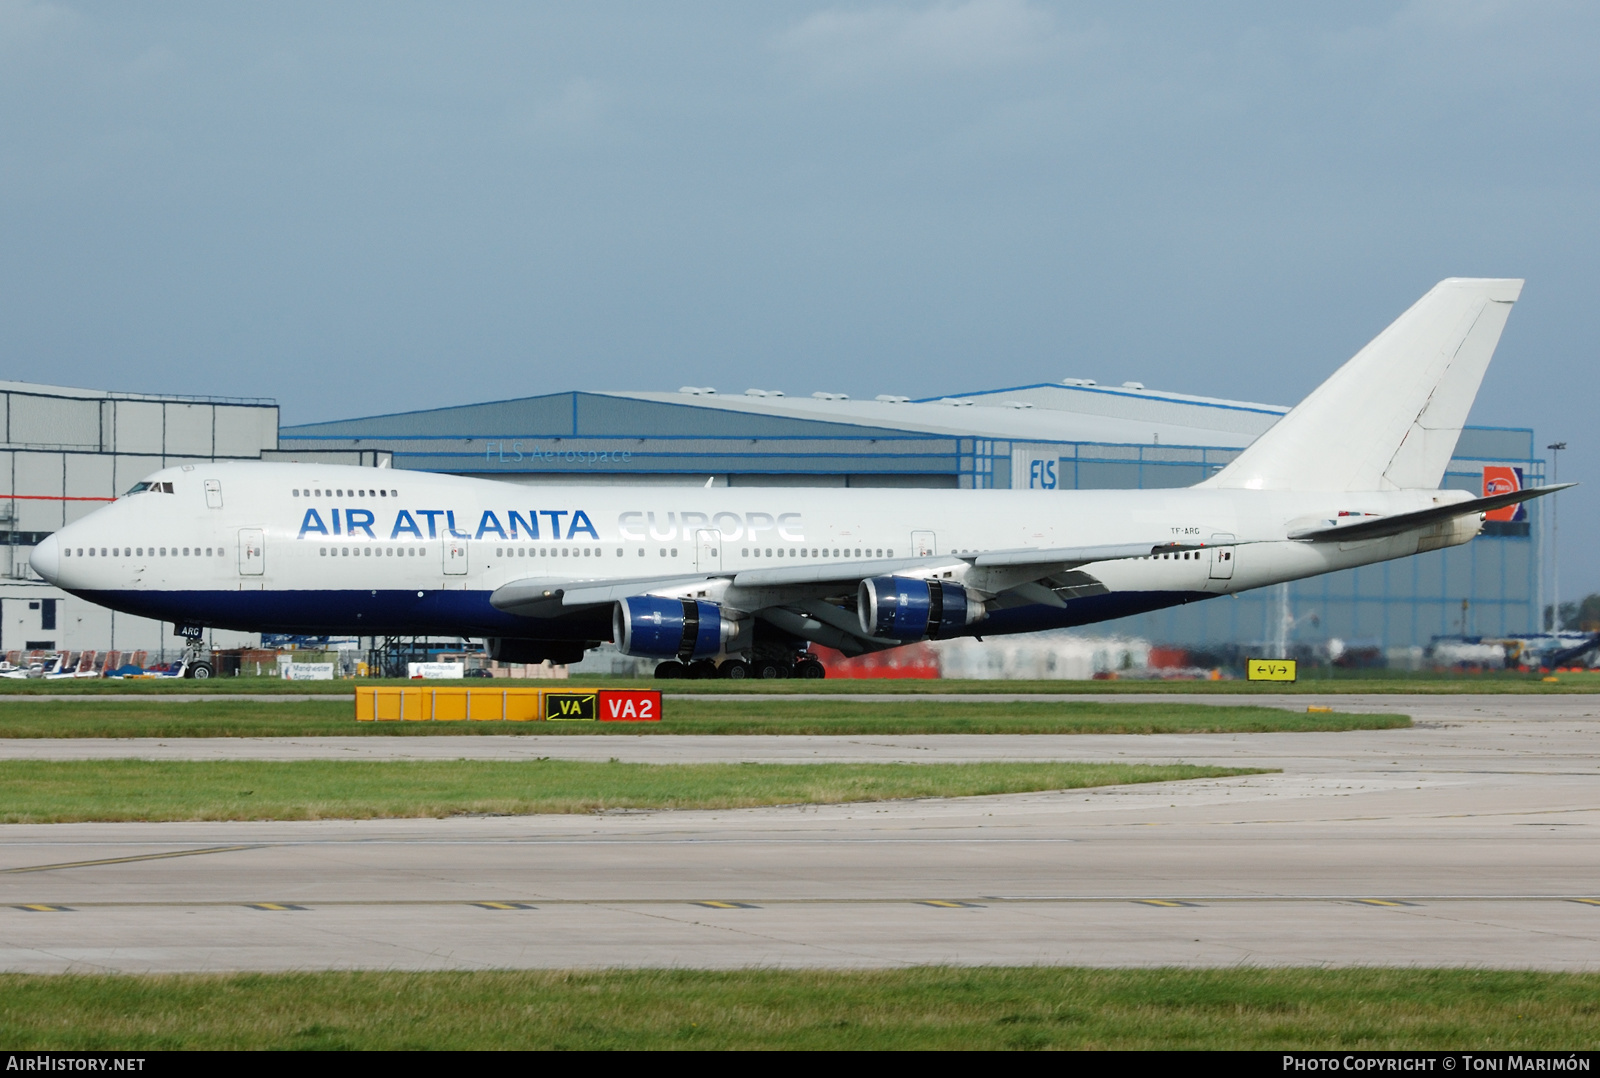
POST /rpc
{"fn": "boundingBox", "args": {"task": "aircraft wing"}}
[491,539,1224,619]
[731,541,1222,588]
[1288,484,1573,543]
[967,541,1221,568]
[730,555,949,588]
[490,573,725,617]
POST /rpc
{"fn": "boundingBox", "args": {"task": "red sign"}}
[598,690,662,722]
[1482,466,1525,522]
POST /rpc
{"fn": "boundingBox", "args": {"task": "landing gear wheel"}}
[719,660,749,680]
[186,661,214,680]
[688,660,719,680]
[794,658,826,680]
[654,661,686,679]
[754,660,789,679]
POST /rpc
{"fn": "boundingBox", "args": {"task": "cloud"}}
[777,0,1061,85]
[530,77,610,132]
[0,0,80,54]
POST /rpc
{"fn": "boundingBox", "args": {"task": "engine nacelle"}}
[614,596,732,660]
[857,577,982,640]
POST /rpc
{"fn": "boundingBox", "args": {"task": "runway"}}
[1,694,1597,972]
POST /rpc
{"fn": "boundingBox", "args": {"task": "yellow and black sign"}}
[544,691,599,721]
[1246,658,1297,682]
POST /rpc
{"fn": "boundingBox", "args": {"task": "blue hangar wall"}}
[277,388,1542,651]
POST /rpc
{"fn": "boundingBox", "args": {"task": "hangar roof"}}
[283,380,1288,450]
[609,383,1286,447]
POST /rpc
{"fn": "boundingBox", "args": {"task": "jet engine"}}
[857,577,983,640]
[614,596,735,660]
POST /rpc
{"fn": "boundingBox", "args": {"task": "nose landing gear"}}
[174,624,214,680]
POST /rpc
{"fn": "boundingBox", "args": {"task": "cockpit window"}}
[124,482,152,495]
[125,481,175,496]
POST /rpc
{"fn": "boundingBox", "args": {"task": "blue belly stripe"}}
[74,588,601,638]
[72,586,1213,641]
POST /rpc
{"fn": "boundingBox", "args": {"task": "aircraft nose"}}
[30,534,60,584]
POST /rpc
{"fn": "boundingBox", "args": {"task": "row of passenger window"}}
[742,547,889,559]
[483,545,894,560]
[321,547,426,557]
[294,488,399,498]
[63,546,223,558]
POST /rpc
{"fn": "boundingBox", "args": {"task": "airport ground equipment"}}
[355,686,660,723]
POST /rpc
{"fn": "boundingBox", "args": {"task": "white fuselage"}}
[28,461,1479,650]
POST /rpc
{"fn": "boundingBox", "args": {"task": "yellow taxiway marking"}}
[919,900,982,908]
[1,845,260,875]
[1570,898,1600,907]
[695,901,759,909]
[1355,899,1414,907]
[246,903,307,911]
[473,902,535,910]
[14,904,72,912]
[1136,899,1197,907]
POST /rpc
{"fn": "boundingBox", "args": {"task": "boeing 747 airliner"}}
[28,278,1566,678]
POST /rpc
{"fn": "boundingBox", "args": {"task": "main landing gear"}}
[175,625,214,680]
[654,653,826,680]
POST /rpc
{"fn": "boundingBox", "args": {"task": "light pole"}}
[1547,442,1566,634]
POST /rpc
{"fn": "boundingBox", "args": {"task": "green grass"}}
[2,968,1596,1050]
[0,759,1261,822]
[0,698,1408,736]
[0,670,1595,694]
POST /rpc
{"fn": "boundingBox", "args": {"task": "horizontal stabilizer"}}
[1289,484,1572,543]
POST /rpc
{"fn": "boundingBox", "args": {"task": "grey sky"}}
[2,1,1596,596]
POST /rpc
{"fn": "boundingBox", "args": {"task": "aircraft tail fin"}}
[1204,278,1524,492]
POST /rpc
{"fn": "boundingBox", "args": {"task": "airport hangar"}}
[0,380,278,661]
[276,379,1545,655]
